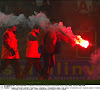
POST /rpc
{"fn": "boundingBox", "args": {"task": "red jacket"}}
[1,28,20,59]
[26,30,41,58]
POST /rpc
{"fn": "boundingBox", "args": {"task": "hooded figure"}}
[0,26,20,79]
[38,23,71,80]
[37,25,57,80]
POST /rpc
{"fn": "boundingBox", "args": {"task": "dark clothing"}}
[38,29,57,54]
[22,58,42,79]
[38,28,57,80]
[38,27,70,80]
[40,53,55,80]
[0,59,20,79]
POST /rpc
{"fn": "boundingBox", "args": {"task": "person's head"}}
[8,26,17,34]
[32,24,41,34]
[34,24,41,29]
[12,26,17,32]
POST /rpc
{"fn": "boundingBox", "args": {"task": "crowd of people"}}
[0,23,73,80]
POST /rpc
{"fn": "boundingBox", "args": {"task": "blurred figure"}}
[21,24,42,79]
[38,27,56,80]
[0,26,20,79]
[38,24,71,80]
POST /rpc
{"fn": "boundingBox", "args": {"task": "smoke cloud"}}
[0,11,75,40]
[0,12,27,27]
[28,12,50,29]
[0,11,91,48]
[0,11,50,29]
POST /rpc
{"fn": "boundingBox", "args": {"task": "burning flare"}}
[58,22,90,48]
[73,35,89,48]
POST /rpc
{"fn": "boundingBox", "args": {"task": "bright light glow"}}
[74,35,89,48]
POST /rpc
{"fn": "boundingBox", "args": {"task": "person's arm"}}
[37,30,45,53]
[57,31,69,43]
[37,30,44,46]
[60,34,70,43]
[59,32,75,46]
[3,33,15,56]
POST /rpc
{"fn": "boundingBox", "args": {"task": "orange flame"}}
[74,35,89,48]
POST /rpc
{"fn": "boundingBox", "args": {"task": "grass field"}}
[0,79,100,85]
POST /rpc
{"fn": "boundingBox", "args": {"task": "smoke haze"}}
[0,11,75,40]
[0,11,100,80]
[0,11,50,29]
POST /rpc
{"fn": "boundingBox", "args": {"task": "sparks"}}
[74,35,89,48]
